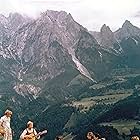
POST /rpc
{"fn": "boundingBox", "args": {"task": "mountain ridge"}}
[0,10,140,140]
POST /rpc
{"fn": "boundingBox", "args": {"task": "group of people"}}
[86,131,140,140]
[0,109,41,140]
[0,109,140,140]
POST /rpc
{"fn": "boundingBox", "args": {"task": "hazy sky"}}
[1,0,140,31]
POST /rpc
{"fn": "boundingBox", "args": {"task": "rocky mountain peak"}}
[36,10,83,49]
[101,24,112,33]
[115,20,140,41]
[40,10,71,23]
[100,24,114,39]
[90,24,118,48]
[99,24,117,48]
[122,20,133,28]
[44,10,67,16]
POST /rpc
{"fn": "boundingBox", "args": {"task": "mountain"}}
[100,24,117,48]
[91,24,117,48]
[115,20,140,41]
[0,10,140,140]
[90,24,123,56]
[90,20,140,69]
[5,10,97,82]
[114,21,140,68]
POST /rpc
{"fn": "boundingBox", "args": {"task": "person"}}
[55,136,63,140]
[20,121,40,140]
[87,132,97,140]
[95,133,101,140]
[95,134,106,140]
[87,132,105,140]
[0,109,13,140]
[131,136,140,140]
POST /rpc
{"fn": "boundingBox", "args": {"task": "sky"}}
[1,0,140,31]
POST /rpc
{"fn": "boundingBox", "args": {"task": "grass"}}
[70,93,132,112]
[72,99,96,111]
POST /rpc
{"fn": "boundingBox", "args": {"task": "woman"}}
[0,110,13,140]
[20,121,40,140]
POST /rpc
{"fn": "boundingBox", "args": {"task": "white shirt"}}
[20,128,40,140]
[0,115,12,140]
[0,116,11,130]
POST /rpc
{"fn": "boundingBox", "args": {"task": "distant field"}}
[72,99,96,111]
[100,120,140,135]
[81,93,132,104]
[71,93,132,111]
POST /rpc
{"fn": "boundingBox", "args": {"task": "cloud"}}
[133,11,140,18]
[30,0,81,4]
[0,0,140,31]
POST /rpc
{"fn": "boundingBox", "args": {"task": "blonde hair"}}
[4,109,12,115]
[131,136,140,140]
[27,121,33,127]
